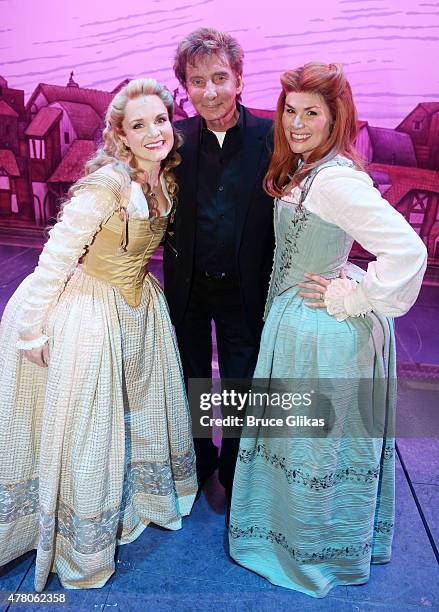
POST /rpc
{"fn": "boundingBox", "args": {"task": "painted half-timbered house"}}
[0,76,33,226]
[396,103,439,170]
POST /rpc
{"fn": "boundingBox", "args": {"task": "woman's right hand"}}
[21,342,50,368]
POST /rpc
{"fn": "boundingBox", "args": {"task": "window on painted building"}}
[29,138,46,159]
[64,132,70,144]
[413,120,423,130]
[407,191,428,235]
[10,193,19,213]
[0,175,10,190]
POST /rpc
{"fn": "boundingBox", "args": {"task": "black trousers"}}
[175,271,260,502]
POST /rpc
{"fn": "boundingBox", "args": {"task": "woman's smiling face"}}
[121,94,174,169]
[282,91,333,162]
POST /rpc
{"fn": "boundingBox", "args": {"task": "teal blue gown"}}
[229,158,397,598]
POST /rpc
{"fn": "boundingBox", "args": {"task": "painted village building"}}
[0,76,33,228]
[396,102,439,170]
[354,123,439,264]
[25,73,114,225]
[0,74,438,268]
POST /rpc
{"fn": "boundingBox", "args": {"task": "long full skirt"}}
[229,290,396,598]
[0,268,197,591]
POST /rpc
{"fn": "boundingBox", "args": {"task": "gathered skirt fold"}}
[0,268,197,590]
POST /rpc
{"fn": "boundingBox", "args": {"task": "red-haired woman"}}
[229,63,427,597]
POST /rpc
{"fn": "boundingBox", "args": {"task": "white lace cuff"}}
[16,335,49,350]
[324,278,372,321]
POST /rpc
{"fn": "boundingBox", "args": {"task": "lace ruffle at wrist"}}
[16,335,49,350]
[324,278,372,321]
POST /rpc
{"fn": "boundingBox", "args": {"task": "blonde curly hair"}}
[70,78,182,205]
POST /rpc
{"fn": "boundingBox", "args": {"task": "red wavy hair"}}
[264,62,364,198]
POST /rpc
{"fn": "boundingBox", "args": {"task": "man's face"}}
[185,53,243,130]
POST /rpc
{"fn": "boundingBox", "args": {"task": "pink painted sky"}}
[1,0,439,127]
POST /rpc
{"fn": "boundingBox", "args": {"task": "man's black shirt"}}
[194,108,245,278]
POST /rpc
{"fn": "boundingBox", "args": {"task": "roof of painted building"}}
[368,162,439,206]
[396,102,439,130]
[53,101,102,139]
[48,139,96,183]
[419,102,439,115]
[0,76,7,87]
[27,83,113,116]
[25,106,63,138]
[0,100,18,117]
[367,126,417,167]
[0,149,20,176]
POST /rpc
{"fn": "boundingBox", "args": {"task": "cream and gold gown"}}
[0,165,197,591]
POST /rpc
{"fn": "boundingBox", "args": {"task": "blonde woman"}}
[0,79,197,591]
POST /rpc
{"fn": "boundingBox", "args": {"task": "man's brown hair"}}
[174,27,244,88]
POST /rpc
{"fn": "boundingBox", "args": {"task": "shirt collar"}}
[201,101,244,137]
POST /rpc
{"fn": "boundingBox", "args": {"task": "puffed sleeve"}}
[16,169,123,348]
[306,166,427,320]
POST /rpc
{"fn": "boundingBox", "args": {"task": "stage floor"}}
[0,246,438,611]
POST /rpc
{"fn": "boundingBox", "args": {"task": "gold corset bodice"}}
[81,212,168,307]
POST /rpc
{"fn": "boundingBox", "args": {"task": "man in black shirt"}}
[163,28,274,509]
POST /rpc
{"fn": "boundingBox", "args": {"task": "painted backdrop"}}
[0,0,439,265]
